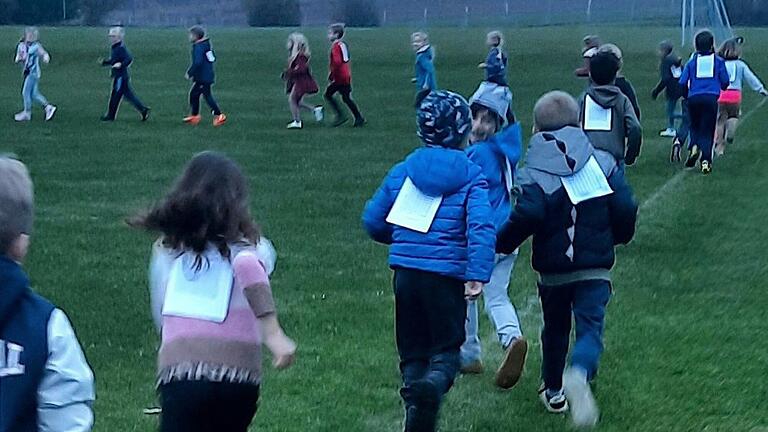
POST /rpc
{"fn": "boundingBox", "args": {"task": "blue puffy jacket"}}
[466,122,523,230]
[363,146,496,283]
[414,45,437,91]
[187,39,216,84]
[497,127,638,279]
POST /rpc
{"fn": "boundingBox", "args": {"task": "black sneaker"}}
[404,380,440,432]
[670,139,682,163]
[100,115,115,122]
[353,117,367,128]
[685,145,700,168]
[141,108,151,122]
[538,385,568,414]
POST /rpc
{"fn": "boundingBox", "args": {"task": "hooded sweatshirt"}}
[579,85,643,164]
[187,39,216,84]
[497,127,638,285]
[0,256,94,432]
[363,146,496,283]
[414,45,437,91]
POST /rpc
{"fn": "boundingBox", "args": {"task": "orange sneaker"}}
[183,115,202,125]
[213,114,227,127]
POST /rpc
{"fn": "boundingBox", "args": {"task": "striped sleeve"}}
[235,252,276,318]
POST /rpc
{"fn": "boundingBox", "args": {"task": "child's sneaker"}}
[14,111,31,122]
[701,160,712,175]
[684,145,700,168]
[313,106,324,123]
[563,367,599,428]
[183,115,202,125]
[538,385,568,414]
[213,114,227,127]
[670,139,682,163]
[353,117,367,128]
[287,120,303,129]
[495,337,528,389]
[460,360,484,375]
[141,108,151,122]
[659,128,676,137]
[44,105,57,121]
[404,379,440,432]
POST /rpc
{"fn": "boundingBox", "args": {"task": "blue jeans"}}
[461,253,521,365]
[22,74,48,113]
[665,97,683,130]
[676,99,691,146]
[538,279,611,392]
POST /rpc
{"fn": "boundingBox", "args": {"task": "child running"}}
[459,82,528,389]
[283,32,322,130]
[412,32,437,92]
[599,44,641,120]
[479,31,508,87]
[497,91,638,428]
[325,23,365,127]
[131,151,296,432]
[0,156,95,432]
[363,90,495,432]
[575,35,601,78]
[679,29,730,174]
[184,26,227,127]
[579,48,643,167]
[714,36,768,156]
[652,40,684,137]
[14,27,57,122]
[100,26,150,122]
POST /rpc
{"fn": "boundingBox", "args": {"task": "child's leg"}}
[189,83,203,116]
[298,97,316,111]
[160,380,214,432]
[30,77,49,108]
[339,85,364,122]
[676,99,691,146]
[289,90,302,122]
[570,280,611,380]
[725,117,739,143]
[122,80,147,113]
[715,104,728,151]
[393,269,432,406]
[460,300,481,367]
[538,283,574,392]
[21,75,34,113]
[666,98,678,130]
[210,382,261,432]
[106,78,126,119]
[483,253,522,347]
[200,84,222,115]
[324,84,344,119]
[698,98,719,163]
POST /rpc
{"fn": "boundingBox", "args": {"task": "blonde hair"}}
[24,27,39,42]
[533,91,580,132]
[718,37,743,60]
[288,32,310,59]
[488,30,503,47]
[412,31,429,44]
[0,157,34,254]
[108,26,125,37]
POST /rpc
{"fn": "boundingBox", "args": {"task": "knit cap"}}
[417,90,472,148]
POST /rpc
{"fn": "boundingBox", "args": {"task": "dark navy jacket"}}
[363,146,496,283]
[497,127,638,278]
[485,47,508,86]
[101,42,133,79]
[187,39,216,84]
[0,256,54,432]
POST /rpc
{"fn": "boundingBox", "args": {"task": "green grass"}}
[2,25,768,431]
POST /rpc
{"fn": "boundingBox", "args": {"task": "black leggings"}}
[160,380,260,432]
[324,83,363,121]
[687,95,719,163]
[190,82,221,116]
[107,77,147,119]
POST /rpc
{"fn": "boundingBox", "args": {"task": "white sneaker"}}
[313,106,324,122]
[14,111,31,122]
[44,105,57,121]
[563,367,599,428]
[287,120,303,129]
[538,385,569,414]
[659,128,676,137]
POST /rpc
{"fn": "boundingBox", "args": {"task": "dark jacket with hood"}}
[0,256,54,432]
[579,85,643,164]
[652,52,683,101]
[363,146,496,283]
[187,39,216,84]
[497,126,638,285]
[101,41,133,79]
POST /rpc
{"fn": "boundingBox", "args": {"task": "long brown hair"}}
[718,37,743,60]
[130,151,259,266]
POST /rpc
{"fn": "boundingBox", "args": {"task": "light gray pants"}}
[461,253,522,365]
[22,74,48,113]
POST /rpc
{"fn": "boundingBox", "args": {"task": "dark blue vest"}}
[0,261,54,432]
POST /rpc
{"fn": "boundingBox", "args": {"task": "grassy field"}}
[2,24,768,431]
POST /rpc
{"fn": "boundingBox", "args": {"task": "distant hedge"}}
[244,0,302,27]
[333,0,380,27]
[725,0,768,25]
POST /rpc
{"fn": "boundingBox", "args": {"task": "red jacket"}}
[329,40,352,85]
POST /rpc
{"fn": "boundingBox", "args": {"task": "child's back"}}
[485,46,508,86]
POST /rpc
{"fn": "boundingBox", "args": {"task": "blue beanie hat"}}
[417,90,472,149]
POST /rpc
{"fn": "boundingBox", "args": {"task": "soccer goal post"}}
[681,0,734,47]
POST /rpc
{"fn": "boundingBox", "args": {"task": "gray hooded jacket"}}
[579,85,642,164]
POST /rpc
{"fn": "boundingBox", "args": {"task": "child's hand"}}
[112,62,122,69]
[265,332,297,370]
[760,89,768,97]
[42,53,50,64]
[411,77,417,83]
[465,281,484,300]
[478,62,487,69]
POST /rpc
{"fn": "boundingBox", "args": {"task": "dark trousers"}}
[190,82,221,116]
[539,279,611,392]
[688,94,720,163]
[107,76,147,119]
[324,83,363,121]
[676,99,691,145]
[160,380,260,432]
[393,268,466,432]
[665,97,684,130]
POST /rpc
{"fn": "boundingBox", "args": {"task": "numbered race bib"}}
[696,54,715,79]
[561,156,614,205]
[671,65,682,79]
[386,177,443,233]
[583,96,612,131]
[162,251,234,323]
[206,50,216,63]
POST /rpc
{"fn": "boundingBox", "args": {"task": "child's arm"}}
[607,168,638,245]
[497,122,524,167]
[742,62,767,95]
[623,101,643,166]
[238,254,296,370]
[14,43,26,63]
[464,176,496,284]
[362,169,399,245]
[186,45,203,78]
[497,179,546,254]
[717,58,730,91]
[678,60,692,89]
[39,45,51,64]
[37,310,95,432]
